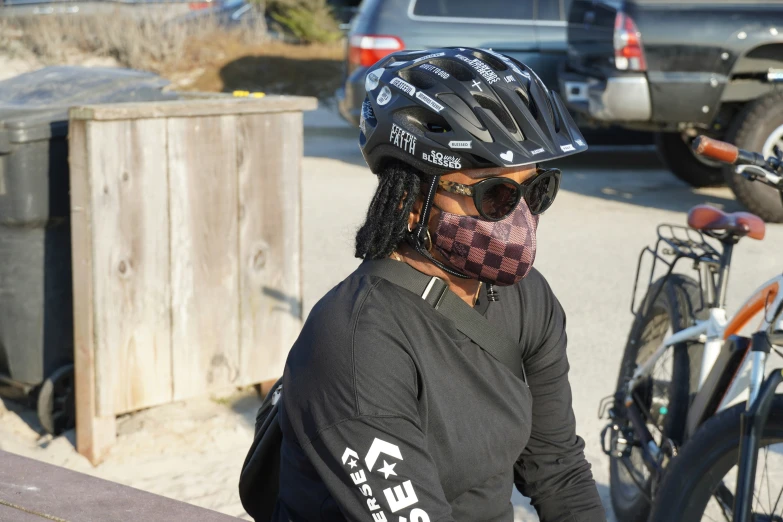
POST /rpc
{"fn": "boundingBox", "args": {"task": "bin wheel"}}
[37,364,76,436]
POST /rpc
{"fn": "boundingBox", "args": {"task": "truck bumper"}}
[560,71,652,123]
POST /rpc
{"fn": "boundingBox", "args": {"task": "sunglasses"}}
[437,168,561,221]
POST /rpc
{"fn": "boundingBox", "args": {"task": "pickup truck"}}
[561,0,783,221]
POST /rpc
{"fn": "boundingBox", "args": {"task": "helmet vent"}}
[428,59,474,81]
[474,93,517,134]
[470,50,508,71]
[517,89,537,120]
[397,107,452,134]
[398,70,439,90]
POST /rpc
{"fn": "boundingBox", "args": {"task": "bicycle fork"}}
[734,332,778,522]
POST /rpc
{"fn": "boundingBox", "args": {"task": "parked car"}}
[561,0,783,220]
[337,0,650,146]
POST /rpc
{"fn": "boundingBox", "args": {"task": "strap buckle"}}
[421,276,448,309]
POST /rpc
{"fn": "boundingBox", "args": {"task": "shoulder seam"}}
[351,277,384,417]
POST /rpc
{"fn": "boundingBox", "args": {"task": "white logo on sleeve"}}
[378,460,397,479]
[365,438,403,471]
[339,438,432,522]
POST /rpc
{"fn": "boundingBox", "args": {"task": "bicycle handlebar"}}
[692,136,768,168]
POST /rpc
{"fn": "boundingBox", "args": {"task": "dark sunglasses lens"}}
[480,180,520,220]
[526,173,558,214]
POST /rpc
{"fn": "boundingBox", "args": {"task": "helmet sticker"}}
[471,80,483,92]
[390,77,416,97]
[500,150,514,162]
[415,91,444,113]
[456,55,500,84]
[576,139,585,146]
[560,144,575,152]
[531,148,545,155]
[418,64,449,79]
[412,52,445,64]
[377,86,393,106]
[390,124,417,155]
[448,141,472,149]
[365,68,384,92]
[422,150,461,169]
[503,75,516,84]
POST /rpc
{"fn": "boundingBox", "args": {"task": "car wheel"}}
[655,132,726,187]
[724,91,783,223]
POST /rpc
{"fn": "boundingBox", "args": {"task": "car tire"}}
[655,132,726,187]
[724,91,783,223]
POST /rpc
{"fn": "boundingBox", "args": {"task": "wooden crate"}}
[68,96,316,464]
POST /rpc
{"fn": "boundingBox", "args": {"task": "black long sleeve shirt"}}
[274,265,605,522]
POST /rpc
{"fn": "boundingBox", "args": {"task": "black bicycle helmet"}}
[359,47,587,176]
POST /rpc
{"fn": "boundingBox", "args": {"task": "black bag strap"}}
[355,259,526,383]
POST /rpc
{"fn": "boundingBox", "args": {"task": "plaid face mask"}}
[431,197,538,286]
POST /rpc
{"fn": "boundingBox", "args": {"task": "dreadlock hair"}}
[355,162,424,260]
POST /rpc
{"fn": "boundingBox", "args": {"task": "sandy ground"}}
[3,107,783,521]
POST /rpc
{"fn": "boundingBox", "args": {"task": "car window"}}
[411,0,534,20]
[536,0,571,21]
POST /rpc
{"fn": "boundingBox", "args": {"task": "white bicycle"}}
[601,136,783,522]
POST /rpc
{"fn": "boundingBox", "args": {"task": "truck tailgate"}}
[567,0,624,76]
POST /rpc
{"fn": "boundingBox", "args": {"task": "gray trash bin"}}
[0,66,178,434]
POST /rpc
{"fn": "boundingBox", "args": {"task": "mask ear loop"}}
[405,174,472,281]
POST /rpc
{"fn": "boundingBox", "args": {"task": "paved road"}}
[301,116,783,521]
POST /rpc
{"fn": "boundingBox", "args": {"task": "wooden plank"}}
[169,115,241,400]
[88,119,173,416]
[236,113,304,387]
[70,96,318,122]
[0,450,242,521]
[68,120,117,465]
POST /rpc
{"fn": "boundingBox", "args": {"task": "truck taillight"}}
[613,13,647,71]
[349,35,404,68]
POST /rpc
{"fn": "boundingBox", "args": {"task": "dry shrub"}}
[1,12,269,74]
[266,0,342,44]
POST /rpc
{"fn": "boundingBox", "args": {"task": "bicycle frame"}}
[625,275,783,444]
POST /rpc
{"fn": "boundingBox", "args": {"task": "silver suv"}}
[337,0,573,126]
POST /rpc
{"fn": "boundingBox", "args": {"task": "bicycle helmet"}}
[359,47,587,176]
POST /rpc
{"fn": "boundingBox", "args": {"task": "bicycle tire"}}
[649,396,783,522]
[610,274,705,522]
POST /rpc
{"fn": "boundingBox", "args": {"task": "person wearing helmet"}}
[275,48,604,521]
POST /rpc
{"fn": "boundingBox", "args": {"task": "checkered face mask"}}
[431,197,539,286]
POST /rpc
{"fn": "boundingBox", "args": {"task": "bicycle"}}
[600,138,777,521]
[648,137,783,522]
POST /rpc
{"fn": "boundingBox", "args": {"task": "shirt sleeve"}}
[300,415,455,522]
[513,281,606,522]
[284,280,455,522]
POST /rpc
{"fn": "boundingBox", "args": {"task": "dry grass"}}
[0,12,269,74]
[0,12,346,99]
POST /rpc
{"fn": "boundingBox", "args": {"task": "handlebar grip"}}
[692,136,740,164]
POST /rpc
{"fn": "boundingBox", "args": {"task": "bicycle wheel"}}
[650,396,783,522]
[610,274,705,522]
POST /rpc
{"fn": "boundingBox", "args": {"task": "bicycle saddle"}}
[687,205,765,240]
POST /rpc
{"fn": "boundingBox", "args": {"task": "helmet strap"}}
[405,175,472,280]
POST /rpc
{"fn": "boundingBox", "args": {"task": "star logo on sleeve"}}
[378,460,397,479]
[348,458,358,469]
